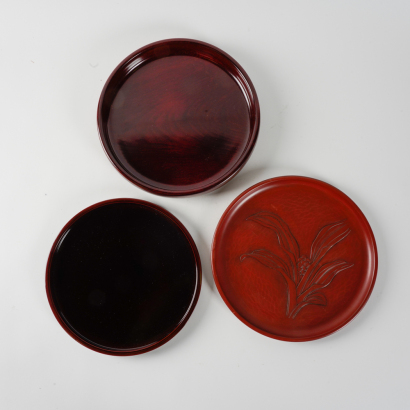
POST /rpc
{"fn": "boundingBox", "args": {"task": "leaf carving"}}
[298,260,354,301]
[298,221,352,294]
[313,260,353,286]
[240,249,290,279]
[241,213,354,319]
[310,220,351,263]
[305,292,327,305]
[247,212,299,281]
[290,292,327,319]
[247,212,300,258]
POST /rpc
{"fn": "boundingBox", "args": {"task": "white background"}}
[1,1,409,409]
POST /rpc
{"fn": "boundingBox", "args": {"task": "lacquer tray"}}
[46,199,201,355]
[212,176,377,341]
[97,39,260,196]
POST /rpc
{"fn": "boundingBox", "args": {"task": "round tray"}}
[97,39,260,196]
[46,199,201,355]
[212,176,377,341]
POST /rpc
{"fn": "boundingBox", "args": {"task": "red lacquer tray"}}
[212,176,377,341]
[97,39,260,196]
[46,199,201,355]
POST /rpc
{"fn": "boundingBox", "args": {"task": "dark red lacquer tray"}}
[46,199,201,355]
[97,39,260,196]
[212,176,377,341]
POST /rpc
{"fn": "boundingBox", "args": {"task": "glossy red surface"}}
[98,39,260,196]
[46,199,201,355]
[212,176,378,341]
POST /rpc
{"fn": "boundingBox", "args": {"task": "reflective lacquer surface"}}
[46,199,201,355]
[98,39,260,196]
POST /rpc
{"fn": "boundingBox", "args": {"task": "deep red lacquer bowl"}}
[97,39,260,196]
[212,176,378,342]
[46,199,201,355]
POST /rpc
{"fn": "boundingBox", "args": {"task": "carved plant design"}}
[240,212,354,319]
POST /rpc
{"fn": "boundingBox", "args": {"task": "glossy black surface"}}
[48,201,198,351]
